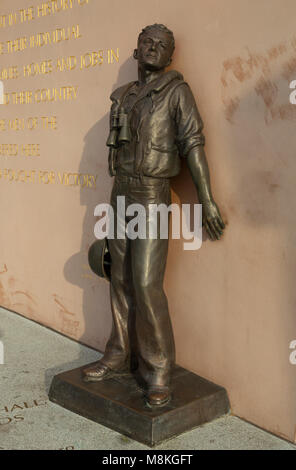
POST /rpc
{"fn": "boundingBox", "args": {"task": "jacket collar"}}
[133,70,183,101]
[110,70,183,109]
[124,70,183,112]
[146,70,183,93]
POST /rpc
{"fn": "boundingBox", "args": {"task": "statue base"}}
[49,363,230,447]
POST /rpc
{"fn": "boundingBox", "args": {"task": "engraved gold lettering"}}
[56,55,77,72]
[0,16,6,29]
[0,170,96,188]
[37,0,75,17]
[6,37,27,53]
[39,170,55,184]
[9,118,25,131]
[107,48,119,64]
[19,7,34,23]
[0,66,19,80]
[26,170,36,183]
[4,86,79,104]
[41,116,57,129]
[89,175,97,188]
[18,170,26,182]
[27,117,38,131]
[0,144,18,156]
[21,144,40,157]
[23,59,53,77]
[8,13,17,26]
[80,50,103,69]
[29,25,81,50]
[10,91,32,105]
[58,172,65,184]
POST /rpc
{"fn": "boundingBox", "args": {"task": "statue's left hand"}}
[202,199,225,240]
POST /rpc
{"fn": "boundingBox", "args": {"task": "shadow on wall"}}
[45,57,138,383]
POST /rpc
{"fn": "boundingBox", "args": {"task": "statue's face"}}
[135,30,173,70]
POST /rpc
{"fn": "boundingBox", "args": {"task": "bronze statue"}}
[83,24,225,407]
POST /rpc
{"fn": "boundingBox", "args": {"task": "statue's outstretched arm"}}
[187,146,225,240]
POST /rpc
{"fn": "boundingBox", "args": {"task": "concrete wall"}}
[0,0,295,442]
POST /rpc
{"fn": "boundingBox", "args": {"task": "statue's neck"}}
[137,65,165,85]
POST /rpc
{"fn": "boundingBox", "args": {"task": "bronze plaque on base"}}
[49,363,230,446]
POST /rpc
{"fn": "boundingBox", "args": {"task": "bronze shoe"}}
[146,387,171,407]
[82,362,112,382]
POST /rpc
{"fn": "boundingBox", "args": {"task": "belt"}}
[115,172,169,186]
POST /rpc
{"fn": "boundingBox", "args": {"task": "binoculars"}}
[106,109,131,148]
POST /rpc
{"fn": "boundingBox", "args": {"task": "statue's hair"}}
[138,24,175,51]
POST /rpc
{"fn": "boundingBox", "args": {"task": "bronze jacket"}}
[108,70,205,178]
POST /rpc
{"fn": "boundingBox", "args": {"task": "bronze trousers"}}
[101,173,175,389]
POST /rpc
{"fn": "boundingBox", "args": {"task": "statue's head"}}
[134,24,175,71]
